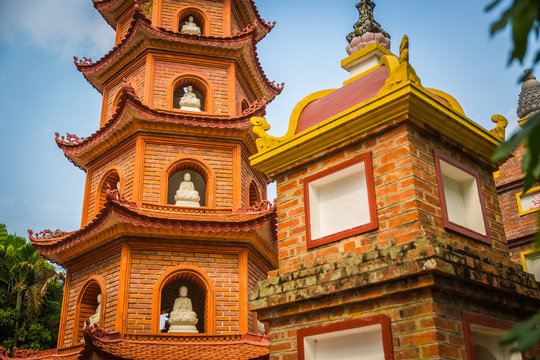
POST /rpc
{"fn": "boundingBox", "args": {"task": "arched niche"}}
[73,276,107,343]
[248,181,260,207]
[474,345,498,360]
[152,266,215,334]
[175,7,210,35]
[169,75,213,113]
[161,157,215,207]
[240,98,249,115]
[95,168,124,214]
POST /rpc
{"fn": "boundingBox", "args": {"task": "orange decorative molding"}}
[174,6,211,35]
[133,136,145,203]
[238,249,248,333]
[166,73,215,114]
[233,144,242,208]
[115,242,132,334]
[152,0,162,27]
[160,155,216,208]
[73,275,108,344]
[223,0,231,36]
[81,172,92,227]
[151,265,216,334]
[57,270,71,348]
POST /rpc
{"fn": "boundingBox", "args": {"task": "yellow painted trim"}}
[521,248,540,273]
[250,83,501,178]
[340,42,391,69]
[343,65,381,86]
[493,170,500,179]
[425,87,465,116]
[516,185,540,216]
[283,89,336,137]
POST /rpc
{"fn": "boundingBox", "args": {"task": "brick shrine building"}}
[19,0,283,359]
[495,71,540,277]
[248,2,540,359]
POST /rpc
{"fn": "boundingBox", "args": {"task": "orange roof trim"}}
[75,5,283,96]
[29,189,277,259]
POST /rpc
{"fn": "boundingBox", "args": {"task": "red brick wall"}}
[86,144,136,221]
[273,123,507,277]
[263,283,540,360]
[117,8,134,43]
[152,59,230,115]
[254,121,537,360]
[63,249,121,346]
[241,151,267,207]
[235,73,255,117]
[161,0,224,35]
[141,140,234,206]
[127,247,240,333]
[103,63,146,122]
[495,144,538,244]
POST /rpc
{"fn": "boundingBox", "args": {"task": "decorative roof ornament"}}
[346,0,390,55]
[517,69,540,119]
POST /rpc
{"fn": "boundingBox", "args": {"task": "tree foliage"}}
[0,224,64,351]
[487,0,540,354]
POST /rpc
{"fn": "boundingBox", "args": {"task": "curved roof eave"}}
[54,86,268,167]
[29,190,277,261]
[75,6,276,93]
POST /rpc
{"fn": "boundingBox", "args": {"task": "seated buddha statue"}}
[174,172,201,207]
[181,16,201,35]
[167,286,199,333]
[81,294,101,342]
[179,86,202,112]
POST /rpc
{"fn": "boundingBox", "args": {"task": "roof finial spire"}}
[517,69,540,121]
[346,0,390,55]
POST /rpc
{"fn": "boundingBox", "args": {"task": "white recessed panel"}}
[519,188,540,214]
[440,160,486,236]
[471,325,521,360]
[525,252,540,281]
[304,324,385,360]
[309,162,370,240]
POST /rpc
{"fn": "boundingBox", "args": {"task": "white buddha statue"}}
[179,86,201,112]
[81,294,101,342]
[167,286,199,333]
[257,320,265,335]
[181,16,201,35]
[174,172,201,207]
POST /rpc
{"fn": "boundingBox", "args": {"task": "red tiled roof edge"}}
[75,5,283,96]
[29,189,277,256]
[54,83,268,157]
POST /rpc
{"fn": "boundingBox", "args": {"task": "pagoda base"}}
[168,324,199,333]
[174,200,200,207]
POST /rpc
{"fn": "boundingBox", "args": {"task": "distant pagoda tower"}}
[28,0,281,359]
[496,70,540,273]
[249,2,540,359]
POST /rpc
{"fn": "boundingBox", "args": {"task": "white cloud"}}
[0,0,115,57]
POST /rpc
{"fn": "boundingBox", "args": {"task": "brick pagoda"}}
[249,2,540,359]
[25,0,282,359]
[496,70,540,272]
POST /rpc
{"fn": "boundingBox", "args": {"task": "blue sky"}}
[0,0,536,238]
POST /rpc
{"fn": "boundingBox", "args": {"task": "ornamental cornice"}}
[29,189,277,264]
[54,87,267,169]
[74,4,283,96]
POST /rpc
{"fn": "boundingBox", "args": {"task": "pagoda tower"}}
[27,0,281,359]
[249,2,540,359]
[495,70,540,272]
